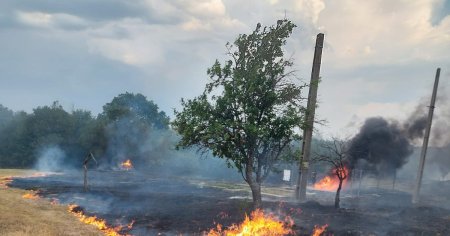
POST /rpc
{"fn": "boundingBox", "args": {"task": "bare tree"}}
[313,138,349,208]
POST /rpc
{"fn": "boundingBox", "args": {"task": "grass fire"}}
[22,191,39,200]
[206,209,293,236]
[120,159,133,171]
[68,204,130,236]
[1,3,450,236]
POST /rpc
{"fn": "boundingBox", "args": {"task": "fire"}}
[120,159,133,170]
[68,204,129,236]
[312,224,328,236]
[0,176,12,188]
[206,209,293,236]
[22,191,39,200]
[313,167,349,192]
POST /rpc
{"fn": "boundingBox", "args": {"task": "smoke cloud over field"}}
[35,146,68,172]
[347,117,413,174]
[348,88,450,177]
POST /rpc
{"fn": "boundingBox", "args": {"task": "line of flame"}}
[68,204,130,236]
[206,209,293,236]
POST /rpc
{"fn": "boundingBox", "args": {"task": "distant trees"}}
[0,93,170,169]
[101,92,169,129]
[99,92,171,168]
[173,19,306,209]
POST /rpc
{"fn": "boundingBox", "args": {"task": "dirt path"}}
[0,169,102,236]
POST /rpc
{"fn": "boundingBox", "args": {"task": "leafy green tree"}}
[26,101,72,150]
[101,92,169,129]
[0,104,14,131]
[0,110,30,167]
[99,93,170,168]
[173,19,306,208]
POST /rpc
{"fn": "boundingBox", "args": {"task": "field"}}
[0,169,102,236]
[7,169,450,235]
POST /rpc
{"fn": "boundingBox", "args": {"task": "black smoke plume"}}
[347,117,413,174]
[348,83,450,176]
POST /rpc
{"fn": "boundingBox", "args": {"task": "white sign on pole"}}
[283,169,291,181]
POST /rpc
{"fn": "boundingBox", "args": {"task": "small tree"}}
[313,138,349,208]
[173,19,305,209]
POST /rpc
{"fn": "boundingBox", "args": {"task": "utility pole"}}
[412,68,441,204]
[296,33,324,201]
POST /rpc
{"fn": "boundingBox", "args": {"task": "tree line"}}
[0,92,170,168]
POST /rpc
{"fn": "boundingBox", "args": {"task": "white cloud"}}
[317,0,450,68]
[86,18,167,66]
[16,11,87,30]
[184,0,226,17]
[294,0,325,25]
[17,11,52,27]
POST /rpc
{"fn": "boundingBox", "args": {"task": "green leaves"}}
[102,92,169,130]
[173,19,305,183]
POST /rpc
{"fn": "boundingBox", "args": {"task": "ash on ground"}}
[9,171,450,235]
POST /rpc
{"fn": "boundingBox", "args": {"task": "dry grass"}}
[0,169,102,236]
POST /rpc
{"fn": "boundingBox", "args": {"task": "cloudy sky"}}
[0,0,449,137]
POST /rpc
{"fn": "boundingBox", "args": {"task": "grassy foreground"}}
[0,169,101,236]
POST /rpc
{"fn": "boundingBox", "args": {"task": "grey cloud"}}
[431,0,450,25]
[0,0,148,22]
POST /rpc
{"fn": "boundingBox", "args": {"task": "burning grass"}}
[22,191,39,200]
[206,209,330,236]
[120,159,133,170]
[312,224,328,236]
[68,204,134,236]
[206,209,293,236]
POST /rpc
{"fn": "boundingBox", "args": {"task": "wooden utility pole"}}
[296,33,324,201]
[412,68,441,204]
[83,152,97,192]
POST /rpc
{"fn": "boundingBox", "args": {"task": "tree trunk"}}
[249,182,262,209]
[244,154,263,209]
[335,179,343,208]
[83,165,88,192]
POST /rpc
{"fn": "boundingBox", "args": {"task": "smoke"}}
[34,146,68,172]
[403,102,428,141]
[347,117,413,174]
[348,84,450,177]
[428,92,450,177]
[100,115,240,181]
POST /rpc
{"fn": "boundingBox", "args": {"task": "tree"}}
[26,101,73,149]
[101,92,169,129]
[99,92,171,168]
[313,138,349,208]
[173,19,305,208]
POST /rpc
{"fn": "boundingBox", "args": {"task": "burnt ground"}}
[9,171,450,236]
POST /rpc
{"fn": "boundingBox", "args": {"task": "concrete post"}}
[412,68,441,204]
[296,33,324,201]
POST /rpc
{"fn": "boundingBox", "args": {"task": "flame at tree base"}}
[313,167,349,192]
[206,209,293,236]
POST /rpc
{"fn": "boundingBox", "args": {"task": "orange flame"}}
[312,224,328,236]
[0,176,12,189]
[206,209,293,236]
[120,159,133,170]
[68,204,132,236]
[22,191,39,200]
[313,167,349,192]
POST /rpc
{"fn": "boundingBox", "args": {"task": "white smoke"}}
[35,146,67,172]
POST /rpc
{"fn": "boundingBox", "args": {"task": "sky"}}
[0,0,449,137]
